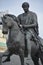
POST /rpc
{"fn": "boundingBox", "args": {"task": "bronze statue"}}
[2,2,43,65]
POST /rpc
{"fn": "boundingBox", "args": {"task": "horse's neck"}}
[8,22,20,36]
[13,22,20,31]
[8,21,21,38]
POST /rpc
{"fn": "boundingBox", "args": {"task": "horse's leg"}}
[40,56,43,65]
[31,54,39,65]
[31,41,40,65]
[31,48,40,65]
[39,51,43,65]
[3,51,12,63]
[19,48,24,65]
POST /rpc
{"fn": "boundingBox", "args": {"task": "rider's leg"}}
[24,32,28,57]
[26,31,32,64]
[26,31,32,54]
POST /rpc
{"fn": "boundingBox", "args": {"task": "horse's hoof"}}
[2,58,10,63]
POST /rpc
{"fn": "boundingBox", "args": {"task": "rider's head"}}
[22,2,29,13]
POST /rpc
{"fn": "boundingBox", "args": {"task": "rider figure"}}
[17,2,41,56]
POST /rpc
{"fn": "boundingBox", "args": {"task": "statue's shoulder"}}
[18,13,24,18]
[29,11,37,17]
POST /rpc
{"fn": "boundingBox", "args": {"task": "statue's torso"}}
[19,11,33,26]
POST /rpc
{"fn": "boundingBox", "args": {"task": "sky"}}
[0,0,43,38]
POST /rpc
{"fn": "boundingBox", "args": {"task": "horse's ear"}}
[3,15,5,17]
[3,15,7,19]
[1,15,5,22]
[1,17,3,20]
[1,17,3,22]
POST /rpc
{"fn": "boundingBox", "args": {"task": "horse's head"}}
[2,14,19,34]
[2,14,16,34]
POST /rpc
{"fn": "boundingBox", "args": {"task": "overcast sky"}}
[0,0,43,38]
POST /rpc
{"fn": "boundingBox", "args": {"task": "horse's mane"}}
[4,14,17,21]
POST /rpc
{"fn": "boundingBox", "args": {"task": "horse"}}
[2,14,43,65]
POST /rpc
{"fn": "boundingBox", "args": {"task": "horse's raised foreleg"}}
[3,51,12,63]
[19,48,24,65]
